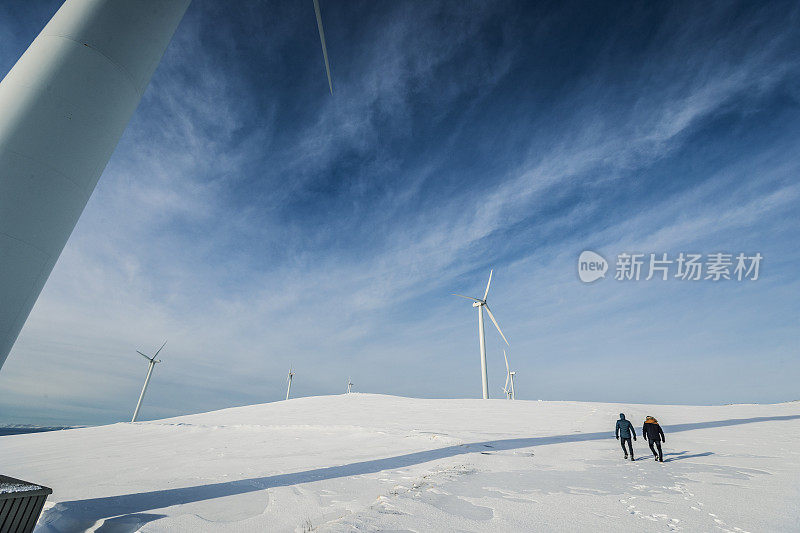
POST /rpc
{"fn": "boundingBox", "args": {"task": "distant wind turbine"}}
[501,350,517,400]
[286,367,295,400]
[347,377,354,394]
[454,269,509,399]
[131,341,166,422]
[313,0,334,94]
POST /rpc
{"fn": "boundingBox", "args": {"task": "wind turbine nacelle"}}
[472,301,481,308]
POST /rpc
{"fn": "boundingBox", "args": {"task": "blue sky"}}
[0,1,798,425]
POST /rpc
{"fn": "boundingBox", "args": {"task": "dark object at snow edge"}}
[0,474,53,533]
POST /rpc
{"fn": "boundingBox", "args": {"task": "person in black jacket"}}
[615,413,636,461]
[642,416,665,462]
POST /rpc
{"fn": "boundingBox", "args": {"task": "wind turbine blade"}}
[153,340,167,358]
[137,350,152,362]
[483,269,493,301]
[452,293,481,302]
[503,349,509,373]
[313,0,333,94]
[484,305,509,345]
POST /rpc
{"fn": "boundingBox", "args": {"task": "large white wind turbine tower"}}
[286,367,295,400]
[454,269,509,399]
[346,377,354,394]
[131,341,167,423]
[0,0,339,374]
[0,0,191,371]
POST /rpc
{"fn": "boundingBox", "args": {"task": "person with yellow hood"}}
[642,416,665,462]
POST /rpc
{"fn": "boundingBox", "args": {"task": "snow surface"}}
[0,481,43,493]
[1,394,798,532]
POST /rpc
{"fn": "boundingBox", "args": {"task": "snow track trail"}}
[1,395,798,532]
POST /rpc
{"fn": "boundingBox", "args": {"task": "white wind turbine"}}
[346,377,354,394]
[501,350,517,400]
[454,269,509,399]
[286,367,295,400]
[0,1,340,373]
[131,341,166,422]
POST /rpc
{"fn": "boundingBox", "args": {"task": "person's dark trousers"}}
[648,438,663,461]
[620,437,633,457]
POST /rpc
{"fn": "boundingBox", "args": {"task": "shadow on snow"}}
[39,414,800,529]
[663,451,714,462]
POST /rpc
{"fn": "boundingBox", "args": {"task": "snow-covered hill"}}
[2,394,798,532]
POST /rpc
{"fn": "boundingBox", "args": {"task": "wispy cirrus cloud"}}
[0,0,798,425]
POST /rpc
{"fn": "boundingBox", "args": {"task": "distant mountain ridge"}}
[0,425,77,437]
